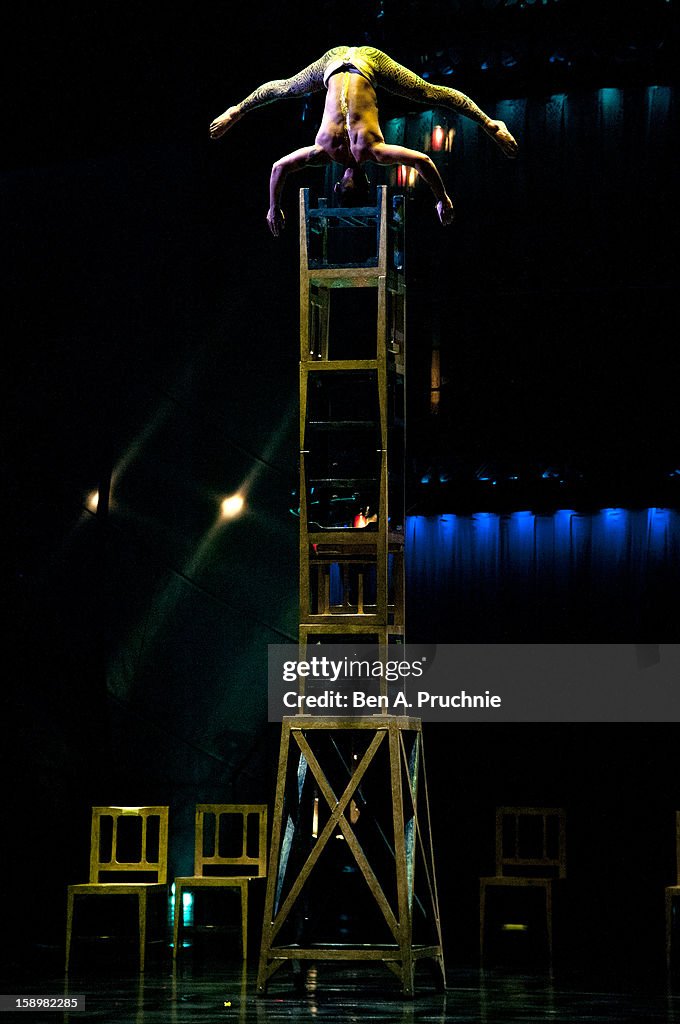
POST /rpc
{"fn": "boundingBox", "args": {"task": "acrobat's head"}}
[334,166,370,207]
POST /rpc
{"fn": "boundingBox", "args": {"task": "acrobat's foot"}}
[209,106,242,139]
[485,119,518,159]
[437,197,455,226]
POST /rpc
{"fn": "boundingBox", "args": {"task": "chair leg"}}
[138,891,147,973]
[65,890,75,973]
[545,885,553,963]
[241,884,248,960]
[479,883,486,960]
[173,884,183,959]
[667,890,673,970]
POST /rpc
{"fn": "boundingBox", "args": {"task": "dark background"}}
[3,0,680,984]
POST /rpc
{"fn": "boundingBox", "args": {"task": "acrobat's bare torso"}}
[315,66,386,166]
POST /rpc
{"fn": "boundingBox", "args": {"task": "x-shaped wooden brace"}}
[268,729,401,946]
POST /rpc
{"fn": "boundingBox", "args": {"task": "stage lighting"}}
[396,165,417,188]
[221,493,245,518]
[431,125,445,151]
[475,463,498,485]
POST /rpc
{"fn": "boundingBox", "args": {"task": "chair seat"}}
[175,876,261,886]
[68,882,167,895]
[480,876,555,888]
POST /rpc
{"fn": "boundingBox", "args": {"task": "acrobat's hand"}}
[209,106,242,139]
[436,197,455,227]
[485,119,518,159]
[267,206,286,238]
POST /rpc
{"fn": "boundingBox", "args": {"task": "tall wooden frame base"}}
[256,716,445,998]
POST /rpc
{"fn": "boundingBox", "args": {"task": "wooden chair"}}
[65,806,169,972]
[479,806,566,962]
[665,811,680,968]
[173,804,268,960]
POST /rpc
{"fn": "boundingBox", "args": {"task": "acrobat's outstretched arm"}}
[266,145,330,237]
[370,142,455,226]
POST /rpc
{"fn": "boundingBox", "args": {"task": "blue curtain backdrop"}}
[405,508,680,641]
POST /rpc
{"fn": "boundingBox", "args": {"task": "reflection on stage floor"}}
[4,946,680,1023]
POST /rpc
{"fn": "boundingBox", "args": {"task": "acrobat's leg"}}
[210,47,349,137]
[362,46,518,158]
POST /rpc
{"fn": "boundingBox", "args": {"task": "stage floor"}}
[3,951,680,1024]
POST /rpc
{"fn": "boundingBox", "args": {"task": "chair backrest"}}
[494,806,566,880]
[88,806,169,884]
[193,804,268,878]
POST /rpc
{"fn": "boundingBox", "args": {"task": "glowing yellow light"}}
[502,923,529,932]
[87,490,99,511]
[221,493,245,518]
[430,348,441,414]
[396,165,417,188]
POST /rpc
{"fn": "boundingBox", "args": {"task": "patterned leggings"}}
[236,45,490,128]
